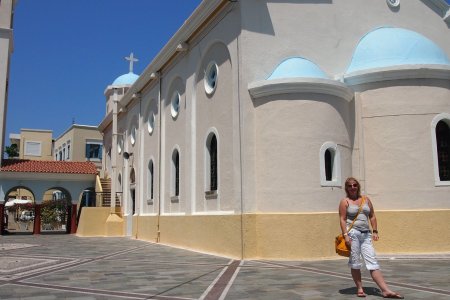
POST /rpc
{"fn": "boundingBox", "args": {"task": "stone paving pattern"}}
[0,235,449,299]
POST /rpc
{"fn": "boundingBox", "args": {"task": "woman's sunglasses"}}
[346,184,358,188]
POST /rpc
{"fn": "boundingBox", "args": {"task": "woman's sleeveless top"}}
[346,200,371,232]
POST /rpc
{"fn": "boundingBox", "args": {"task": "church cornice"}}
[344,64,450,85]
[248,78,354,102]
[421,0,450,23]
[98,112,113,132]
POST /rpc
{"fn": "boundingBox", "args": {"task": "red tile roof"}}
[0,159,98,175]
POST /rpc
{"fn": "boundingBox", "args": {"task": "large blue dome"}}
[112,72,139,85]
[267,57,329,80]
[347,27,450,74]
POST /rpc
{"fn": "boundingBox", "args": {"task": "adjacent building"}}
[7,125,103,170]
[9,129,54,161]
[53,124,103,171]
[86,0,450,260]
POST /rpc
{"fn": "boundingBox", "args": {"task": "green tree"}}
[5,144,19,158]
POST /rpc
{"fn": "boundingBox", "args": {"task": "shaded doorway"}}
[3,186,35,234]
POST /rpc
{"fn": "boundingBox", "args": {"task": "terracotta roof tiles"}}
[0,159,98,175]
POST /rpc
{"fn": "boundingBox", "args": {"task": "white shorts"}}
[348,228,380,270]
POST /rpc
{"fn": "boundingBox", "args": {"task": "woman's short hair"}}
[345,177,361,198]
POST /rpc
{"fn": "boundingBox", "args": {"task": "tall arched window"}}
[148,160,154,201]
[118,173,122,192]
[130,168,136,185]
[431,114,450,185]
[436,120,450,181]
[324,149,333,181]
[172,149,180,197]
[208,134,218,191]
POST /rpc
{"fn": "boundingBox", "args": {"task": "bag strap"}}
[347,196,365,232]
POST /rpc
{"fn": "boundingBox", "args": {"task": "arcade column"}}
[0,200,5,234]
[33,204,41,234]
[69,204,77,234]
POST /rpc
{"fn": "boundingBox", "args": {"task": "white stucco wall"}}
[140,87,160,215]
[358,80,450,209]
[254,93,352,212]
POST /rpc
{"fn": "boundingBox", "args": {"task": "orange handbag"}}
[335,197,365,257]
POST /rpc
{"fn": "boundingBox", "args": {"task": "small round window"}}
[204,61,218,95]
[118,137,123,154]
[171,92,180,118]
[386,0,400,7]
[130,126,137,145]
[147,112,155,134]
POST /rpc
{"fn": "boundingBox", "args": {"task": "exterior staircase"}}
[99,178,121,207]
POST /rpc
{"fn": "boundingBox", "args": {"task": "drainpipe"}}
[111,88,119,213]
[138,92,143,238]
[236,8,245,260]
[156,72,162,243]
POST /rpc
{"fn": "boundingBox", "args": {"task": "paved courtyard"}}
[0,235,449,299]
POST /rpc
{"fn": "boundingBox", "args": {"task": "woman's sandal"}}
[357,291,367,297]
[382,293,404,299]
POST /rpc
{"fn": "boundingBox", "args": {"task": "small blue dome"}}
[267,57,329,80]
[347,27,450,73]
[112,72,139,85]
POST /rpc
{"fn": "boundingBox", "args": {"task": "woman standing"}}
[339,177,404,299]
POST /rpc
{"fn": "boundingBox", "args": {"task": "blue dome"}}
[267,57,329,80]
[112,72,139,85]
[347,27,450,73]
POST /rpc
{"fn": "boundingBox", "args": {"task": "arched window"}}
[431,114,450,185]
[172,149,180,197]
[118,173,122,192]
[207,134,218,191]
[325,149,333,181]
[319,142,341,186]
[436,120,450,181]
[210,135,218,191]
[130,168,136,185]
[148,160,154,201]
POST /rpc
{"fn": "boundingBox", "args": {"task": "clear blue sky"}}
[6,0,201,143]
[5,0,450,145]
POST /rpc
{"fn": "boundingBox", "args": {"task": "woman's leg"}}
[361,234,403,298]
[370,269,404,297]
[348,230,365,295]
[351,268,364,294]
[370,269,390,294]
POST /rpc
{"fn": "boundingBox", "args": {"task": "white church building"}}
[82,0,450,260]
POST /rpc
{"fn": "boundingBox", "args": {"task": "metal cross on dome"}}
[125,52,138,73]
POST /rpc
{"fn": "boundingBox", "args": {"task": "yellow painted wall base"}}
[132,210,450,260]
[76,207,124,237]
[105,213,124,237]
[79,209,450,260]
[76,207,111,237]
